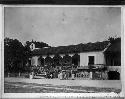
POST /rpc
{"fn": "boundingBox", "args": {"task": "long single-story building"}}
[29,39,121,79]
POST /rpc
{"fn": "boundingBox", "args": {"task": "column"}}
[31,56,38,66]
[35,56,38,66]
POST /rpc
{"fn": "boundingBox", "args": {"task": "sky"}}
[4,7,121,47]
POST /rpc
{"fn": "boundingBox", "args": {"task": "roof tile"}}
[32,41,109,55]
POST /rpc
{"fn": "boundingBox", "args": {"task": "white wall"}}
[31,51,105,67]
[80,51,105,66]
[31,56,39,66]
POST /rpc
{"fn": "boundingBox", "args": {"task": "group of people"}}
[43,69,75,80]
[30,66,109,80]
[58,71,75,80]
[92,71,108,80]
[101,71,108,80]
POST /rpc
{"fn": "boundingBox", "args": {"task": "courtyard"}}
[4,77,121,93]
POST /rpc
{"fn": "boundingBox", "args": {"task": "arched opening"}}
[45,56,53,66]
[63,54,72,66]
[72,53,80,66]
[38,56,44,67]
[53,54,62,66]
[108,71,120,80]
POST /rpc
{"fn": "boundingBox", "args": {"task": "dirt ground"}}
[2,77,124,98]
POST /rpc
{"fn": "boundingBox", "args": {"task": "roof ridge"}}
[32,40,109,55]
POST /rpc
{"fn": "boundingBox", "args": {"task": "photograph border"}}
[1,5,125,98]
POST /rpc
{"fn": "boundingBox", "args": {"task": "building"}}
[30,39,121,79]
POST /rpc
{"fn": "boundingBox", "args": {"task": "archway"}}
[45,56,53,66]
[72,53,80,66]
[53,54,62,66]
[63,54,72,66]
[39,56,44,66]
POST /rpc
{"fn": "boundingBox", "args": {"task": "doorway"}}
[88,56,94,65]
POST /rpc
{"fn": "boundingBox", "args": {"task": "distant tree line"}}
[4,37,50,74]
[108,36,121,44]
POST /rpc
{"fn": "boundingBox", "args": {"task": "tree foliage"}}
[25,40,50,49]
[108,36,121,44]
[4,38,50,73]
[4,38,29,73]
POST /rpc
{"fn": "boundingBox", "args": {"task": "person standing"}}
[50,73,53,79]
[66,71,69,80]
[59,71,63,80]
[71,70,75,80]
[71,73,75,80]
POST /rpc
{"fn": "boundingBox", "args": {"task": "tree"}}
[24,40,50,49]
[4,38,51,74]
[4,37,26,73]
[108,36,121,44]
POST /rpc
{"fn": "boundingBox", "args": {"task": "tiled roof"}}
[32,41,109,56]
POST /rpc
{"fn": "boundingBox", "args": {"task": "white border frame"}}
[1,5,124,98]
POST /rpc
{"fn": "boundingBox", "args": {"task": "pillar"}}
[35,56,39,66]
[31,56,39,66]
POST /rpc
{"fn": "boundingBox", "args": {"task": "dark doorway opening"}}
[72,54,80,66]
[88,56,94,65]
[108,71,120,80]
